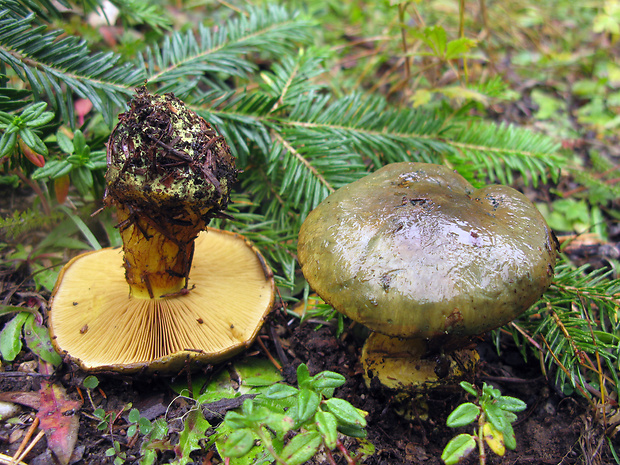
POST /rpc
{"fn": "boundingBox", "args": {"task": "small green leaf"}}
[26,112,54,127]
[441,434,476,465]
[496,396,527,412]
[176,409,211,459]
[280,431,322,465]
[296,389,320,424]
[337,423,367,438]
[0,111,14,125]
[128,408,141,423]
[0,312,29,361]
[22,314,62,365]
[324,398,367,427]
[459,381,478,397]
[221,429,255,458]
[502,422,517,450]
[73,130,87,155]
[127,425,137,437]
[20,102,47,122]
[297,363,311,388]
[264,383,299,399]
[310,371,346,391]
[221,411,251,430]
[71,165,93,197]
[315,410,338,449]
[19,128,47,155]
[482,383,501,399]
[56,131,74,154]
[138,417,152,435]
[446,403,480,428]
[0,131,17,157]
[483,402,506,432]
[32,160,72,180]
[83,376,99,389]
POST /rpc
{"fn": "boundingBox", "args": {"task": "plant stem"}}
[477,412,486,465]
[11,169,51,216]
[336,439,357,465]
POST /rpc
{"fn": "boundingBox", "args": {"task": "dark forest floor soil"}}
[0,298,617,465]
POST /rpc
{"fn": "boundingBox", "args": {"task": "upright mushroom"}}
[49,88,275,372]
[297,162,557,390]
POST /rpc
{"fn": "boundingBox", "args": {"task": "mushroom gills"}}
[49,228,274,372]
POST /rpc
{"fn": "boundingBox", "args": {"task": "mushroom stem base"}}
[361,332,479,391]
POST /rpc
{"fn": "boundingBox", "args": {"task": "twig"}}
[10,417,42,465]
[477,411,487,465]
[256,335,282,372]
[0,454,26,465]
[0,372,51,378]
[269,325,289,366]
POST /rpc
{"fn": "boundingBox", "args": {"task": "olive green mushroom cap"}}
[298,162,557,339]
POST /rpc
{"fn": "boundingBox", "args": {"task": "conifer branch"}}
[274,132,335,194]
[0,10,143,125]
[143,5,315,89]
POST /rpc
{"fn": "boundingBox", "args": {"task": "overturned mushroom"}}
[297,162,557,389]
[49,88,275,372]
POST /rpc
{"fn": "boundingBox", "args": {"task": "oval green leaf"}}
[315,410,338,449]
[297,389,320,424]
[0,312,28,361]
[23,314,62,365]
[264,383,299,399]
[496,396,527,412]
[221,428,255,458]
[280,431,322,465]
[324,398,367,428]
[446,402,480,427]
[441,433,476,465]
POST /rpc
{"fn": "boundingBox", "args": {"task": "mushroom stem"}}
[116,205,203,298]
[104,87,238,299]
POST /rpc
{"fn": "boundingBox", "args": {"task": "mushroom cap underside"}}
[49,228,275,372]
[298,162,557,339]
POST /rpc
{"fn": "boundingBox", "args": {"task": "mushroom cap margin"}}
[49,228,275,373]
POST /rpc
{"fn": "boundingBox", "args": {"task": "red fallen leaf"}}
[36,366,82,465]
[0,391,41,409]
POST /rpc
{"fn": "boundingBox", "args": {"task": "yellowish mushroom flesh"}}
[49,228,275,372]
[361,333,479,390]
